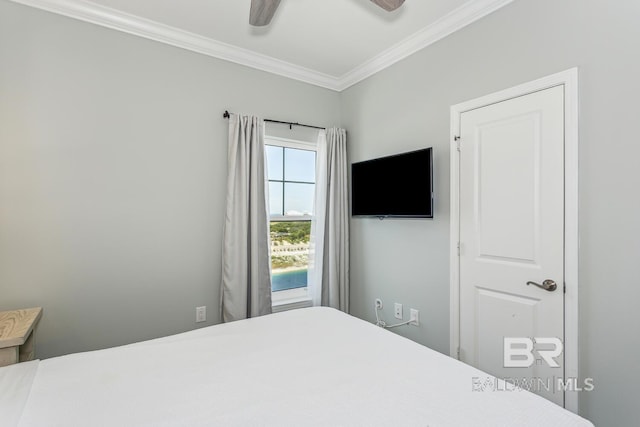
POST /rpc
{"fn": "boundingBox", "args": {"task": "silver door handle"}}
[526,279,558,292]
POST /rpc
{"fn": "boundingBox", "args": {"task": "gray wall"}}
[0,1,340,358]
[341,0,640,425]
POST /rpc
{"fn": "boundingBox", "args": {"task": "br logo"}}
[503,337,562,368]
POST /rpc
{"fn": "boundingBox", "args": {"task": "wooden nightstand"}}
[0,307,43,367]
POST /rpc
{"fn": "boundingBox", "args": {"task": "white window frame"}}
[265,136,317,311]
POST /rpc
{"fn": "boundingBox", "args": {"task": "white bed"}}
[1,307,592,426]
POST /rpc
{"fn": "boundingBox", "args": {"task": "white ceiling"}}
[90,0,470,77]
[12,0,514,90]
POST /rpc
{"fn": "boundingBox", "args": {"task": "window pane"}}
[265,145,283,181]
[284,183,314,216]
[268,182,283,216]
[270,221,310,292]
[284,148,315,183]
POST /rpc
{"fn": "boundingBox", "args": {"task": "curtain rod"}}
[223,110,325,130]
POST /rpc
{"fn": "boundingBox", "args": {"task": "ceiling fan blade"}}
[370,0,405,12]
[249,0,282,26]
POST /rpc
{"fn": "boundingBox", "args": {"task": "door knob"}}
[526,279,557,292]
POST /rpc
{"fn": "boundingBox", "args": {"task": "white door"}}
[458,86,565,405]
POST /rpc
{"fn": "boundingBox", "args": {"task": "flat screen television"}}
[351,148,433,218]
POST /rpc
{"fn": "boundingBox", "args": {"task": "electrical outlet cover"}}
[394,303,403,319]
[410,308,420,326]
[196,306,206,323]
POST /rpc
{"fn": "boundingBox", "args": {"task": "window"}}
[265,138,316,307]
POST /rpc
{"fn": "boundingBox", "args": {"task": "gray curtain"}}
[310,128,349,312]
[220,113,272,322]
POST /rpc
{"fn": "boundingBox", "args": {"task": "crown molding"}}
[10,0,514,92]
[10,0,340,90]
[335,0,515,91]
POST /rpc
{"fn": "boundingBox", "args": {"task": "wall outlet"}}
[375,298,383,309]
[196,306,206,323]
[410,308,420,326]
[394,303,403,319]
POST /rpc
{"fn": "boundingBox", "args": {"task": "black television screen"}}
[351,148,433,218]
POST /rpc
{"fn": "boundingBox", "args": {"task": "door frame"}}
[449,68,579,412]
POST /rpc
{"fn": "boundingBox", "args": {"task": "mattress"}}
[5,307,592,426]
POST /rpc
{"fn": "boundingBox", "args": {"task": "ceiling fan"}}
[249,0,406,26]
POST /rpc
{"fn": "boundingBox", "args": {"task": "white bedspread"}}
[11,307,591,426]
[0,360,39,426]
